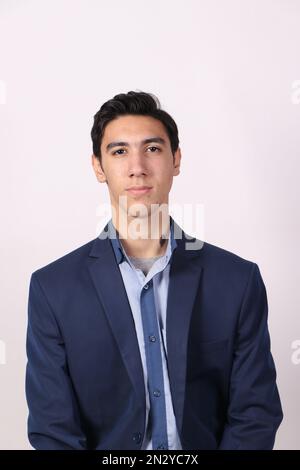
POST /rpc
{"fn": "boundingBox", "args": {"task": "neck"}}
[112,210,171,259]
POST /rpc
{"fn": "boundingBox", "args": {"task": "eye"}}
[112,149,126,155]
[147,146,161,152]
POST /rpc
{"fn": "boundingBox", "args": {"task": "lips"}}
[126,186,152,196]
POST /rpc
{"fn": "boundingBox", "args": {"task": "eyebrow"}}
[106,137,167,152]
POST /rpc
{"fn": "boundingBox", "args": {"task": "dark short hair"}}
[91,90,179,163]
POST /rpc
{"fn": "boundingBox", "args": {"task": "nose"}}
[127,151,148,177]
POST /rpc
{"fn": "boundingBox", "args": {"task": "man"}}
[25,91,283,450]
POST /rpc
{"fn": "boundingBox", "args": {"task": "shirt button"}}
[149,335,156,342]
[157,444,166,449]
[132,432,142,444]
[143,283,149,290]
[153,389,161,397]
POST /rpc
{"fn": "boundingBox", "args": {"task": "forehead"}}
[101,115,168,144]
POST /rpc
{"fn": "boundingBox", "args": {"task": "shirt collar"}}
[108,216,177,265]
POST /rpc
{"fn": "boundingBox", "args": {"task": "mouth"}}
[126,186,153,196]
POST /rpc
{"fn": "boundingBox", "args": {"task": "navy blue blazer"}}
[25,218,283,450]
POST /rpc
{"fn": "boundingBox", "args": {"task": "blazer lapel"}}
[87,226,146,412]
[166,221,204,435]
[166,221,204,431]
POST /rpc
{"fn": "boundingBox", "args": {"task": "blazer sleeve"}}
[218,263,283,450]
[25,272,87,450]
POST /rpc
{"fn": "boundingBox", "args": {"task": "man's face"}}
[92,114,181,221]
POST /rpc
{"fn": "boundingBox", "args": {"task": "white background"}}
[0,0,299,449]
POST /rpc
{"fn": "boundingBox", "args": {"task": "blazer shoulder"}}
[30,237,97,282]
[200,240,257,274]
[196,241,263,295]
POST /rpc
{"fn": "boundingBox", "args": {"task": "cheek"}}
[106,168,123,188]
[155,161,173,177]
[158,167,173,186]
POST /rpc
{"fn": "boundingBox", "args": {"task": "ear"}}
[91,154,107,183]
[173,147,181,176]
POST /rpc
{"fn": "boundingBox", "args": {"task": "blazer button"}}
[132,432,142,444]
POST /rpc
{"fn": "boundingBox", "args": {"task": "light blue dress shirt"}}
[107,217,182,450]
